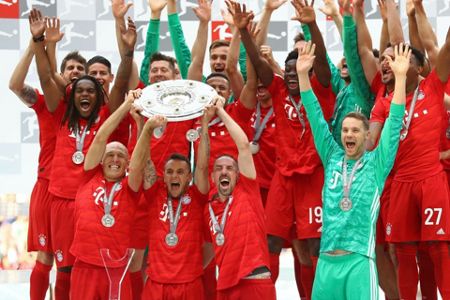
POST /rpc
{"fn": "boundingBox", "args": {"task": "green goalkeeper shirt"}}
[302,89,404,259]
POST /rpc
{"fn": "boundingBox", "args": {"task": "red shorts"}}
[130,194,149,249]
[217,278,276,300]
[142,276,204,300]
[386,171,450,243]
[265,167,323,240]
[51,196,76,267]
[27,178,53,252]
[376,176,393,245]
[70,260,132,300]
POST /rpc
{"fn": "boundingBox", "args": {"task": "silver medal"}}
[72,151,85,165]
[181,195,191,205]
[249,141,260,155]
[215,233,225,246]
[165,233,179,247]
[339,197,352,211]
[101,214,115,227]
[186,129,200,142]
[153,126,164,139]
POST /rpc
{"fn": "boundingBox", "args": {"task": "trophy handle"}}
[100,248,135,300]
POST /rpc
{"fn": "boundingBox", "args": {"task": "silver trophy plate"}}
[136,80,218,122]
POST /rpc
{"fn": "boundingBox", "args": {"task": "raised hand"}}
[202,104,217,123]
[386,43,411,78]
[226,0,255,30]
[120,16,137,51]
[29,8,46,38]
[220,8,234,27]
[318,0,339,17]
[291,0,316,24]
[126,88,142,103]
[339,0,351,14]
[296,41,316,75]
[265,0,288,11]
[193,0,211,23]
[248,21,261,42]
[378,0,388,21]
[45,17,64,43]
[146,115,168,131]
[213,95,227,110]
[148,0,167,14]
[261,45,275,64]
[112,0,133,19]
[352,0,363,9]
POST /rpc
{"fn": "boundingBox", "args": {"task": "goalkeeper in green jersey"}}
[297,41,409,300]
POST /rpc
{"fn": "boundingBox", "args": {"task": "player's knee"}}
[36,251,53,266]
[267,235,284,254]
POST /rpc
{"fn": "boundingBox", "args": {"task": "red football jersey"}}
[370,70,446,181]
[250,105,276,189]
[49,104,111,199]
[205,175,270,290]
[32,90,58,179]
[192,99,254,172]
[267,74,335,176]
[439,81,450,170]
[71,166,140,267]
[144,180,208,284]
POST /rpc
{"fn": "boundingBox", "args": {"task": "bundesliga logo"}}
[38,234,47,247]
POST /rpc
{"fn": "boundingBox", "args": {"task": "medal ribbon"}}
[103,181,121,216]
[342,157,363,200]
[400,85,420,140]
[288,95,306,139]
[252,102,274,143]
[167,196,183,235]
[208,196,233,236]
[75,124,88,152]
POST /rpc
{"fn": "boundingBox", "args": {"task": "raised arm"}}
[129,115,167,192]
[255,0,288,46]
[108,17,137,113]
[225,27,245,99]
[435,28,450,83]
[377,0,389,55]
[227,1,274,87]
[352,0,378,85]
[298,41,338,162]
[239,23,259,110]
[385,0,404,45]
[187,0,211,81]
[84,89,141,171]
[291,0,331,87]
[44,17,67,92]
[215,97,256,179]
[111,0,139,90]
[195,104,215,194]
[167,0,192,79]
[139,0,166,84]
[318,0,343,38]
[29,9,62,112]
[9,39,38,107]
[413,0,439,69]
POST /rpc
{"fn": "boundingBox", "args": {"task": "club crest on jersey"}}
[38,234,47,247]
[417,90,425,100]
[55,250,64,262]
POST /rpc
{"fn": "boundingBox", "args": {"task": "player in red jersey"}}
[29,8,136,299]
[364,30,450,300]
[227,1,334,297]
[70,90,152,300]
[205,96,275,300]
[141,101,215,300]
[9,24,88,298]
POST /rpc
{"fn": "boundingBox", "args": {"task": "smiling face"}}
[73,79,98,119]
[102,142,129,182]
[88,62,114,92]
[164,159,192,199]
[380,46,420,87]
[341,117,369,160]
[212,156,239,199]
[210,46,228,73]
[256,81,271,104]
[206,76,231,100]
[284,59,300,96]
[149,60,176,83]
[339,57,349,80]
[61,59,86,82]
